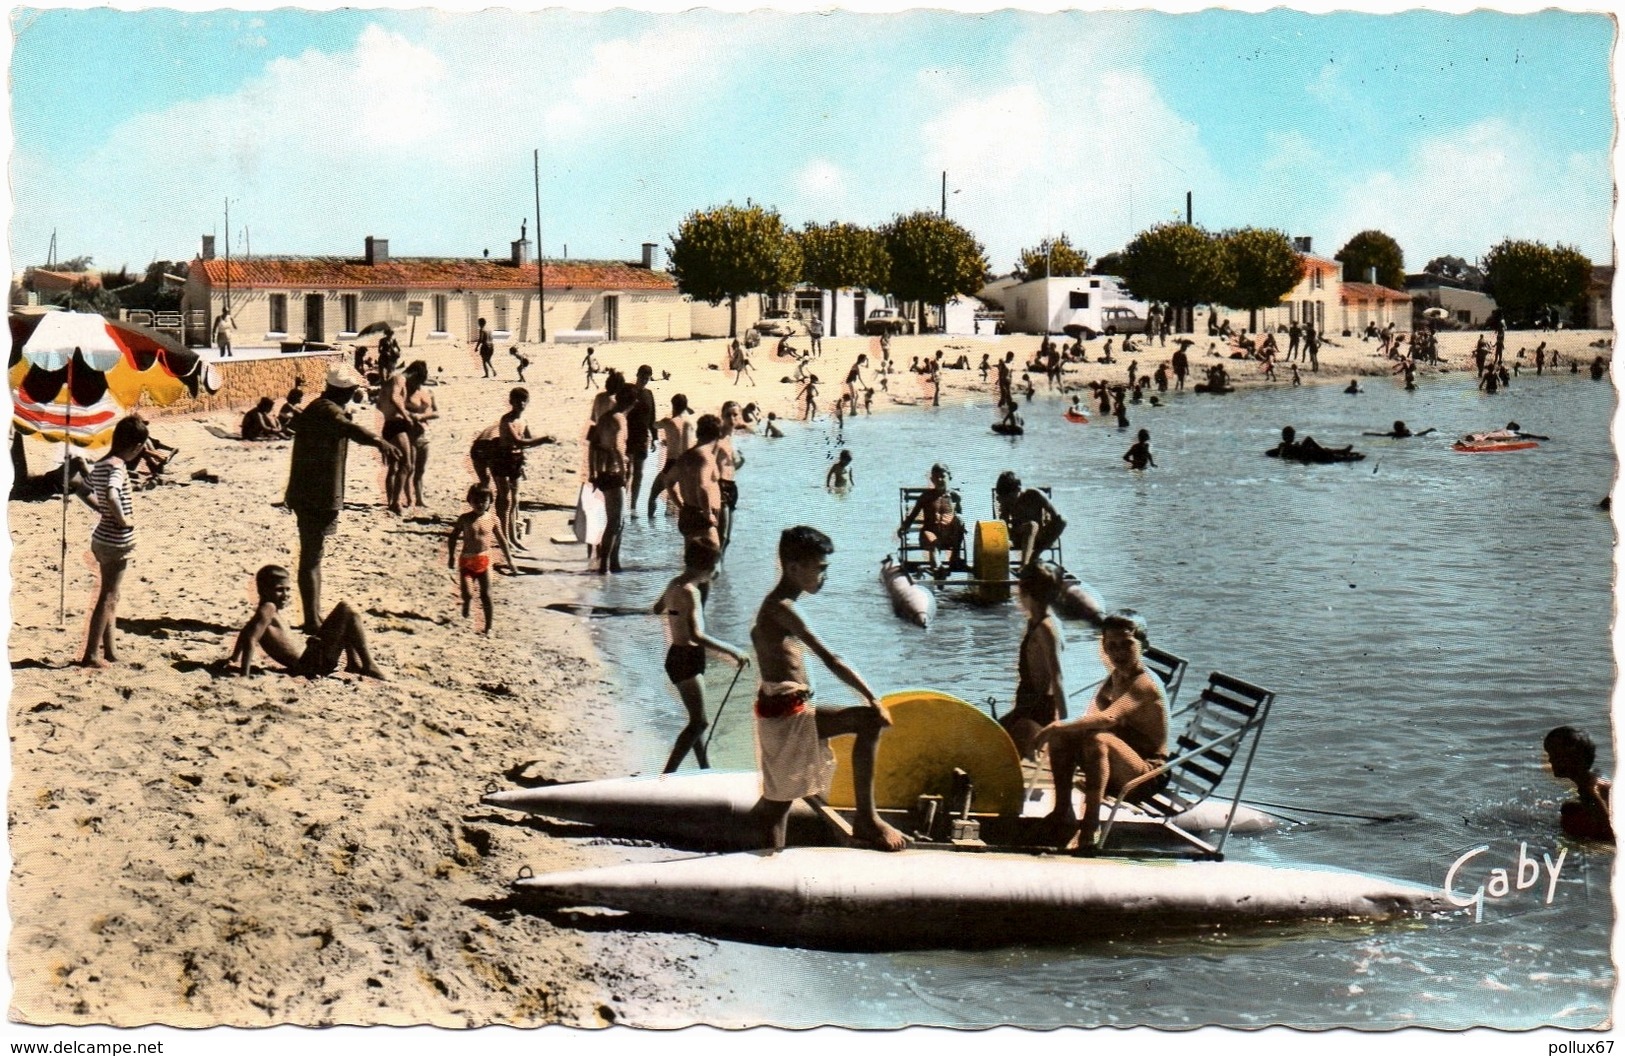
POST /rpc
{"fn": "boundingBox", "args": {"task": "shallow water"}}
[566,365,1616,1028]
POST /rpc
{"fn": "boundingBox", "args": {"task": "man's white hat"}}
[326,362,365,389]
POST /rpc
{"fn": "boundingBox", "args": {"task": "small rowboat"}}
[880,555,935,628]
[1063,409,1089,424]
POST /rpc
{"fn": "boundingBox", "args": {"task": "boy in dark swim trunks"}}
[448,484,517,634]
[653,540,749,773]
[994,471,1066,571]
[1000,563,1067,758]
[748,526,908,852]
[1544,726,1613,843]
[230,565,384,678]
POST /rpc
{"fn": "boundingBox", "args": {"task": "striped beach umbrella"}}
[9,309,218,447]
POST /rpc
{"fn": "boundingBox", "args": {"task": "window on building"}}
[1069,291,1090,310]
[268,294,287,334]
[493,295,509,332]
[342,294,359,333]
[433,294,448,333]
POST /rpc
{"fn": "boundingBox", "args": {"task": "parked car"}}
[864,308,912,336]
[1100,306,1152,335]
[752,309,802,338]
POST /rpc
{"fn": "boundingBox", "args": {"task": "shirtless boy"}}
[749,526,908,852]
[1544,726,1613,842]
[651,413,723,552]
[589,387,634,574]
[716,401,746,549]
[231,565,384,679]
[1033,611,1168,854]
[898,463,965,573]
[651,394,695,518]
[994,471,1067,571]
[654,540,749,773]
[448,484,517,634]
[1000,563,1067,759]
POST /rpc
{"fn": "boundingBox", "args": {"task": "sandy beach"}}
[7,323,1612,1027]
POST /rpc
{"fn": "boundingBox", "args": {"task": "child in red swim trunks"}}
[448,484,516,635]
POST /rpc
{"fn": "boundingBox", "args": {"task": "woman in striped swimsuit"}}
[80,415,149,668]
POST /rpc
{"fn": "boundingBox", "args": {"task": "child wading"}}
[448,484,517,634]
[653,541,749,773]
[230,565,384,678]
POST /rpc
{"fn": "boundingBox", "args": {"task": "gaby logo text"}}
[1444,842,1567,922]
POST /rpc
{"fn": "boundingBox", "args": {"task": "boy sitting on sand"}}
[748,526,908,852]
[448,484,517,634]
[230,565,384,678]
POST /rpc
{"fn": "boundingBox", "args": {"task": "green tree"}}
[1423,255,1484,289]
[1481,239,1592,326]
[63,277,123,319]
[1335,230,1406,289]
[668,203,802,337]
[1116,223,1231,333]
[1014,234,1090,281]
[880,211,989,333]
[797,222,890,337]
[115,261,187,313]
[1094,251,1126,277]
[1217,227,1302,332]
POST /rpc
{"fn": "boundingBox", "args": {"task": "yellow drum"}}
[972,519,1011,603]
[826,689,1024,817]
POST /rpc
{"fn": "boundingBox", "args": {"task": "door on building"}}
[603,295,619,341]
[464,294,480,340]
[853,293,867,335]
[304,294,325,343]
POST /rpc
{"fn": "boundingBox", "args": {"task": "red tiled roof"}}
[1340,281,1411,303]
[1299,255,1341,278]
[194,257,677,292]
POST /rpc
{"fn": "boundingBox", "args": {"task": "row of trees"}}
[667,205,989,337]
[25,258,188,318]
[668,201,1597,337]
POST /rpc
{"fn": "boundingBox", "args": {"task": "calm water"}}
[563,365,1616,1029]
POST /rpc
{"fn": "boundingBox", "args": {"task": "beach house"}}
[1403,274,1497,328]
[180,234,691,349]
[1338,282,1413,334]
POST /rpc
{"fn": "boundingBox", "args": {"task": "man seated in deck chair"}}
[1033,611,1168,855]
[897,463,965,575]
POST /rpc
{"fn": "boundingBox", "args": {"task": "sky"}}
[6,6,1616,278]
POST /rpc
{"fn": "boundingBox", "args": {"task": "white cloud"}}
[543,26,734,137]
[917,59,1220,271]
[1323,119,1612,264]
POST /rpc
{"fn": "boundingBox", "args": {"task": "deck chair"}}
[1098,670,1274,860]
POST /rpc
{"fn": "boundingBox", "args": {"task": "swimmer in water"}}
[825,449,854,490]
[1363,420,1436,438]
[1344,378,1362,394]
[1544,726,1612,842]
[1122,429,1155,470]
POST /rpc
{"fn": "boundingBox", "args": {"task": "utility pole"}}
[534,149,547,344]
[1186,191,1192,226]
[223,198,232,312]
[941,171,947,217]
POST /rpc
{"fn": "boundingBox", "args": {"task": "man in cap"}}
[284,363,402,631]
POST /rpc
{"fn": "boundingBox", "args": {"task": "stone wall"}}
[135,353,341,420]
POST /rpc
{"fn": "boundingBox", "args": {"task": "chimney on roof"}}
[641,242,659,269]
[1368,266,1377,284]
[365,236,389,265]
[511,236,531,267]
[201,235,216,261]
[1293,236,1312,254]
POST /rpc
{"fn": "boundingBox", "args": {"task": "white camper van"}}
[1003,275,1151,336]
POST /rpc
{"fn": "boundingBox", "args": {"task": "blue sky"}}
[8,8,1615,276]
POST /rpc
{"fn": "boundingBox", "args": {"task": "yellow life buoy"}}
[972,519,1011,603]
[825,689,1024,817]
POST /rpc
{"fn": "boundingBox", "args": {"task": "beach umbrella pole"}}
[59,355,71,624]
